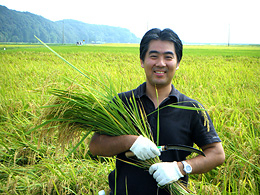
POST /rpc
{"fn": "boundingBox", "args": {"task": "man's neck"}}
[145,83,172,108]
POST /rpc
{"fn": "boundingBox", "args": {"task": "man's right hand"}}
[130,135,161,160]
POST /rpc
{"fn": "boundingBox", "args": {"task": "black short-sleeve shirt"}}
[109,82,221,195]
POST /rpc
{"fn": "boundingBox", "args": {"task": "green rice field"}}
[0,43,259,194]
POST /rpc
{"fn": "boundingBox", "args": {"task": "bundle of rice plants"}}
[29,36,208,194]
[34,83,192,194]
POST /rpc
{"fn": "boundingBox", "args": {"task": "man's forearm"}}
[177,142,225,175]
[89,133,138,157]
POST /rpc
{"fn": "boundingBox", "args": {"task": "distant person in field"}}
[89,28,225,194]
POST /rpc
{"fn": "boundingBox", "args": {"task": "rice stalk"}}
[155,87,160,146]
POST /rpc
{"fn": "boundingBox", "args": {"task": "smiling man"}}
[140,39,179,108]
[89,28,225,194]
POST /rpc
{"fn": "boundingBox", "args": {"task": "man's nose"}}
[156,57,166,67]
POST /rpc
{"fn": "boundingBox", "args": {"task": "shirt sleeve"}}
[190,107,221,148]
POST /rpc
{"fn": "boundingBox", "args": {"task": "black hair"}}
[140,28,183,63]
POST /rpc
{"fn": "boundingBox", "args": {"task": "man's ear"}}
[140,59,144,68]
[176,63,180,70]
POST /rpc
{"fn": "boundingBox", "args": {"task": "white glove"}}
[130,135,161,160]
[149,161,184,186]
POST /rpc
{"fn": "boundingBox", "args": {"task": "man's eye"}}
[150,55,157,58]
[165,56,173,59]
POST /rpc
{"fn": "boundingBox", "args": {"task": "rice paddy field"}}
[0,43,259,194]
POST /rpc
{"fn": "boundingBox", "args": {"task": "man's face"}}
[141,40,179,88]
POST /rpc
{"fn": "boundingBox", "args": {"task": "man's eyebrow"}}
[148,50,174,55]
[164,51,174,55]
[149,50,160,54]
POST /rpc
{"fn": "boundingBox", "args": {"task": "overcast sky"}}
[1,0,259,44]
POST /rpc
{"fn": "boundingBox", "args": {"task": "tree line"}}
[0,5,140,44]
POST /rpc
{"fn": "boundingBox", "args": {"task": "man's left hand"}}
[149,162,184,186]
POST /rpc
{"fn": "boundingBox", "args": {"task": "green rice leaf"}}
[166,104,206,111]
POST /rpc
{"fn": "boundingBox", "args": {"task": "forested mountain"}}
[0,5,140,43]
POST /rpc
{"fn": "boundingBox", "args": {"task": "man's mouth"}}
[154,70,166,75]
[155,71,165,73]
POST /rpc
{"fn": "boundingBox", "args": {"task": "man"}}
[89,28,225,194]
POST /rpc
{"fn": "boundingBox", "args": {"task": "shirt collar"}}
[134,82,180,102]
